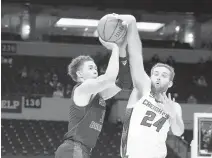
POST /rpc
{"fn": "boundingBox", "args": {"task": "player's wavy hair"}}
[68,55,94,82]
[150,63,175,81]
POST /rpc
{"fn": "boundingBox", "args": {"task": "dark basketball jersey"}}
[64,83,106,148]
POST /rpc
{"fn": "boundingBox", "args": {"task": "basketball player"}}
[115,14,185,158]
[55,28,130,158]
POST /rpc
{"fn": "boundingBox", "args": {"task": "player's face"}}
[80,61,98,80]
[150,66,172,93]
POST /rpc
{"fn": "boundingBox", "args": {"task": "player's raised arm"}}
[76,39,120,96]
[100,35,132,100]
[116,35,132,90]
[118,15,151,97]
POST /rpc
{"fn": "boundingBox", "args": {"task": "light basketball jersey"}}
[127,93,170,158]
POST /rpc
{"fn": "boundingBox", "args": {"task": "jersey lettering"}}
[89,121,102,132]
[99,110,106,123]
[140,110,167,132]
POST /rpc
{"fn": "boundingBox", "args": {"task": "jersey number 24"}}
[140,110,167,132]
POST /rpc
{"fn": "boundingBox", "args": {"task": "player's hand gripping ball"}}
[97,13,128,44]
[99,37,119,50]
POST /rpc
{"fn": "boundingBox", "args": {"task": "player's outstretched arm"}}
[118,14,151,98]
[170,103,184,136]
[161,93,184,136]
[76,38,120,96]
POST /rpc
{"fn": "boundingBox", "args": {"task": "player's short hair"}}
[68,55,94,82]
[151,63,175,81]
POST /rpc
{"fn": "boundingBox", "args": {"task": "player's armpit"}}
[170,103,184,136]
[129,65,151,97]
[126,88,141,108]
[76,74,116,95]
[100,83,121,100]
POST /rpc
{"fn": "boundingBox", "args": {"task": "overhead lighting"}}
[20,24,30,40]
[93,30,98,37]
[136,22,164,32]
[159,32,164,35]
[185,33,194,43]
[187,33,193,38]
[55,18,164,32]
[175,26,180,32]
[55,18,99,27]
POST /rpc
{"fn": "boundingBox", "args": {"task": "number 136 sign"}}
[23,96,41,109]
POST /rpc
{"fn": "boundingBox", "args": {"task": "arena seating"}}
[1,119,66,156]
[2,55,212,103]
[1,119,181,158]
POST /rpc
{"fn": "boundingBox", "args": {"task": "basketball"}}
[97,14,127,44]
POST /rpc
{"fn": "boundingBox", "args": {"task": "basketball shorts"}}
[126,150,166,158]
[127,153,166,158]
[55,140,92,158]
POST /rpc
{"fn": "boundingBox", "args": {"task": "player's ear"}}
[168,81,173,88]
[76,70,83,78]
